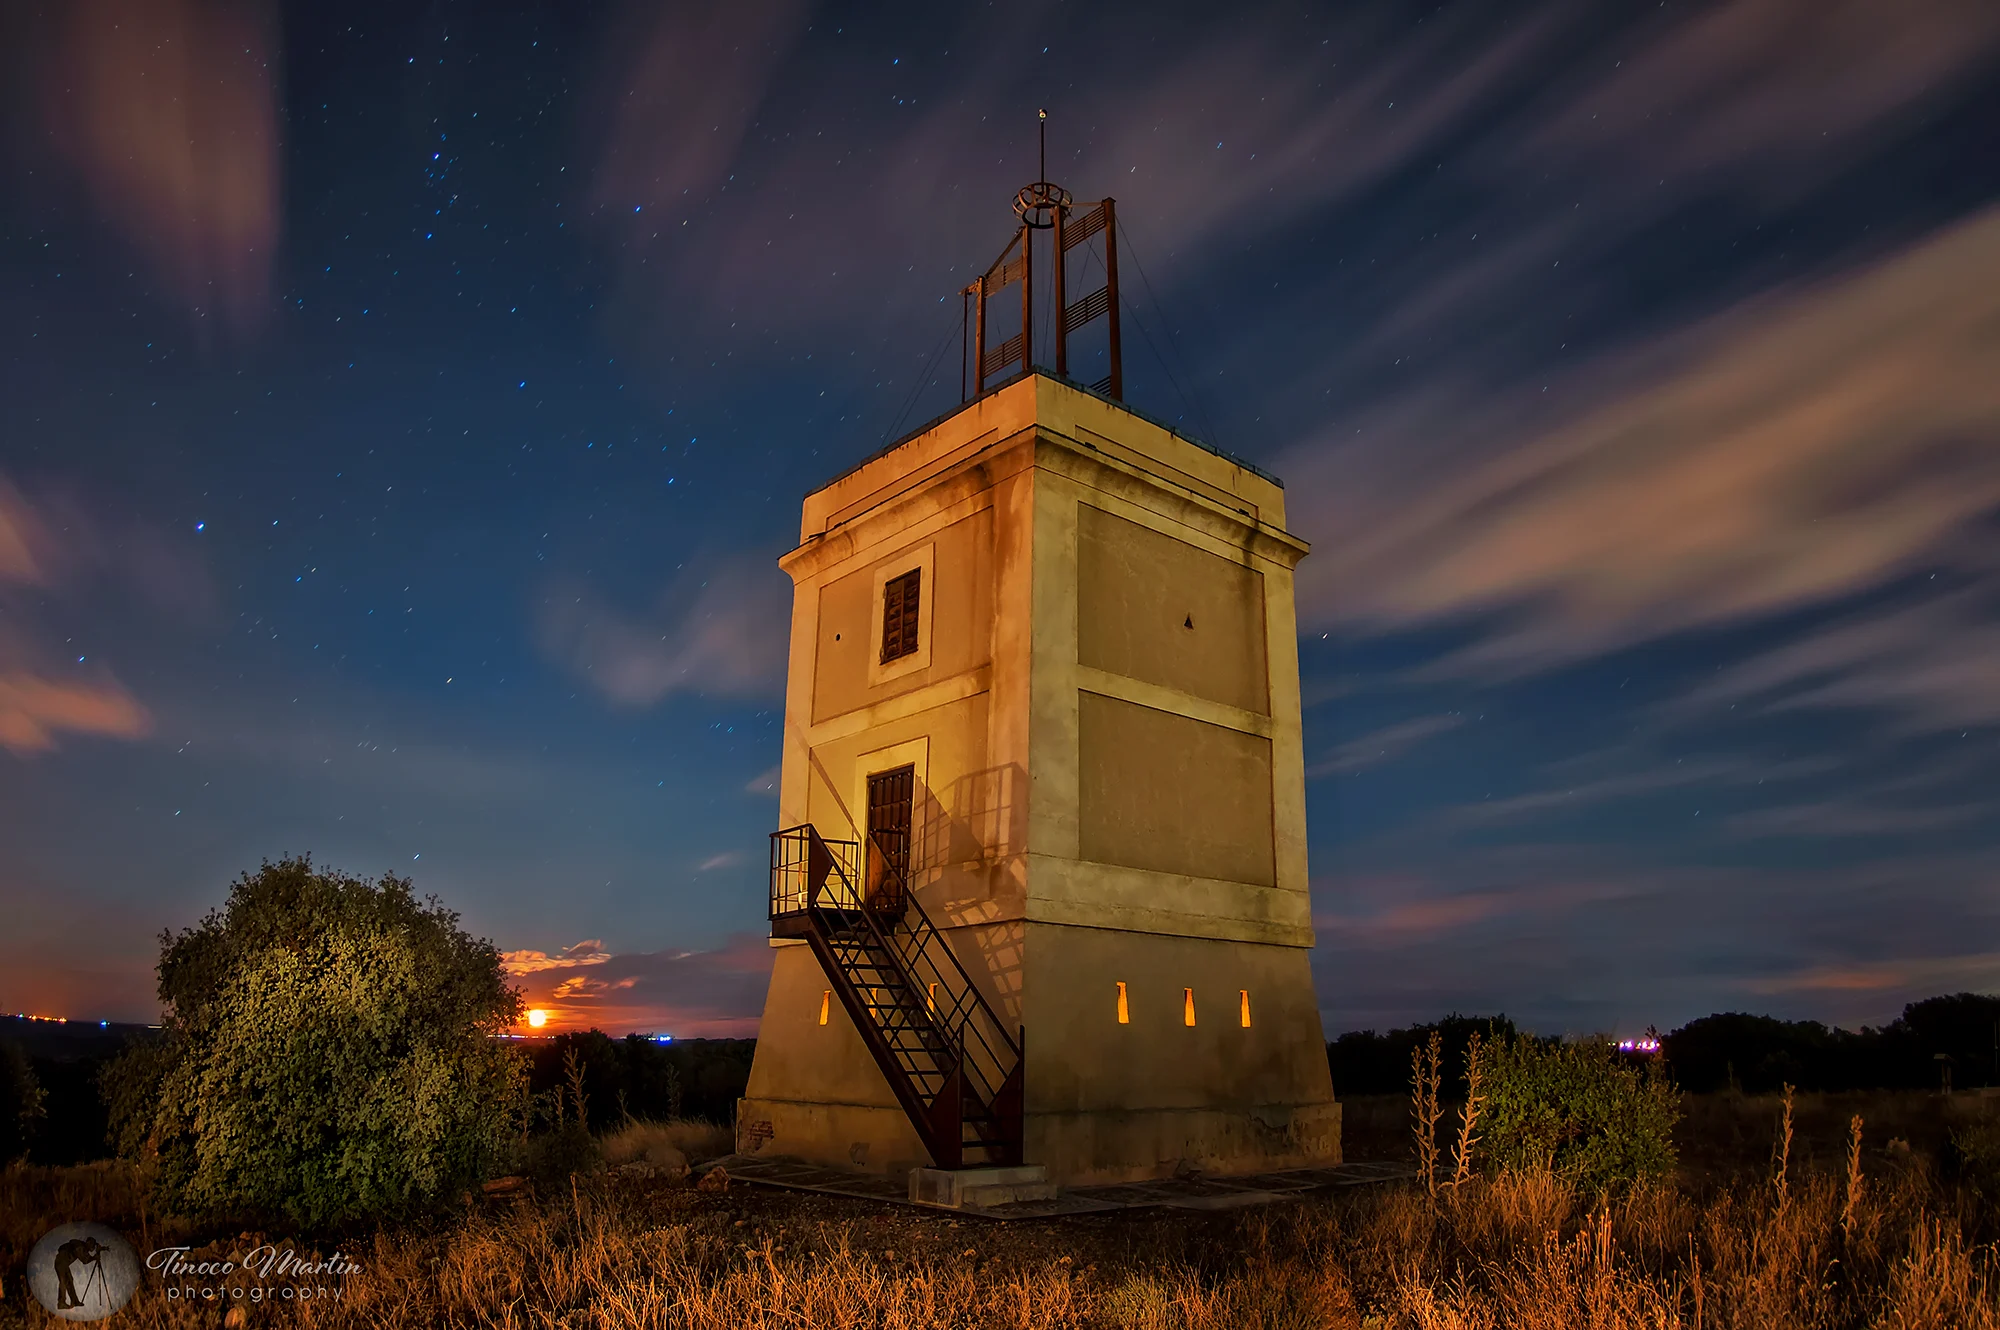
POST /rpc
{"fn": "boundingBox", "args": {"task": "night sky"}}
[3,1,1997,1039]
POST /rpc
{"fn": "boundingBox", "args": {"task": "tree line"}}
[1326,995,2000,1098]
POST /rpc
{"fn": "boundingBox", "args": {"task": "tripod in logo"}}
[56,1234,111,1310]
[27,1222,139,1322]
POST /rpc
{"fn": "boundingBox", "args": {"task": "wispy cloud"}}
[0,475,213,617]
[1312,847,2000,1033]
[1307,713,1464,777]
[1425,760,1728,831]
[1316,875,1636,943]
[1744,952,2000,997]
[0,474,200,755]
[1296,203,2000,676]
[584,0,811,231]
[579,5,1570,343]
[24,0,281,334]
[0,483,47,584]
[536,557,788,707]
[1524,1,2000,198]
[1678,590,2000,736]
[1725,799,1996,840]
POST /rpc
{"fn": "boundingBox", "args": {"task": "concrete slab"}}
[706,1154,1414,1220]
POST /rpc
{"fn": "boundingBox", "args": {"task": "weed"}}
[1773,1081,1795,1213]
[1448,1029,1486,1191]
[1842,1112,1864,1242]
[1412,1029,1443,1196]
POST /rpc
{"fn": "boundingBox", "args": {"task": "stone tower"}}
[735,363,1340,1186]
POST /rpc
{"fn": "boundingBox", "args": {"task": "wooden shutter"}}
[880,567,921,663]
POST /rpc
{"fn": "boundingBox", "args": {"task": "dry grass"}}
[599,1119,734,1174]
[0,1159,155,1256]
[6,1111,2000,1327]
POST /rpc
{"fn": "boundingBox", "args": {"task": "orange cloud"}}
[0,481,50,585]
[36,0,280,333]
[0,474,194,757]
[501,940,611,975]
[1745,952,2000,996]
[505,935,774,1037]
[1316,877,1636,943]
[0,672,150,754]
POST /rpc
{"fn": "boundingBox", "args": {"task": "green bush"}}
[104,856,526,1226]
[1480,1034,1679,1192]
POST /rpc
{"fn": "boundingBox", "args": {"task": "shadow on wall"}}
[901,763,1029,1036]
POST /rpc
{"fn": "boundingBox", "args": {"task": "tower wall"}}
[738,374,1338,1183]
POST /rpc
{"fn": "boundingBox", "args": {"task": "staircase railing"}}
[866,857,1020,1119]
[769,823,1023,1166]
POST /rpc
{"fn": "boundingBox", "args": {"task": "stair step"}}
[795,880,1021,1174]
[909,1166,1054,1209]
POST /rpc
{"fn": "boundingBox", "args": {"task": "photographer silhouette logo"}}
[27,1223,140,1321]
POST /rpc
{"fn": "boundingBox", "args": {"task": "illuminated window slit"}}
[1183,987,1197,1027]
[1116,981,1129,1024]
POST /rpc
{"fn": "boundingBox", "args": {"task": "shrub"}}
[0,1040,45,1162]
[103,856,526,1226]
[1480,1034,1679,1192]
[1949,1111,2000,1202]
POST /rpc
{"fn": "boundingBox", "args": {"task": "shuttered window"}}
[880,567,921,663]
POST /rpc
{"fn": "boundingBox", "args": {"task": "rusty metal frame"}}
[963,194,1122,401]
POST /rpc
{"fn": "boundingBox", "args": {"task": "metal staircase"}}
[770,824,1023,1168]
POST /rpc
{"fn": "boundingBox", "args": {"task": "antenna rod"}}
[1104,197,1122,400]
[1038,107,1047,182]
